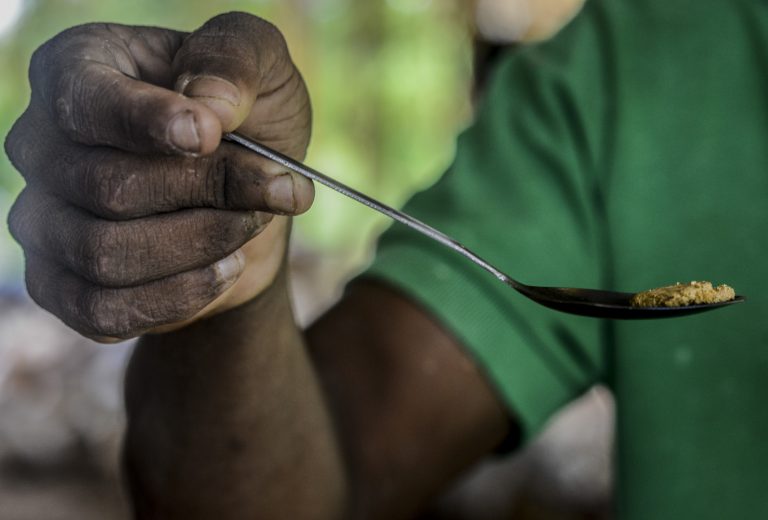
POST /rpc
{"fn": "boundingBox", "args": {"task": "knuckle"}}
[34,29,126,145]
[76,223,125,285]
[6,190,33,246]
[21,258,101,338]
[76,287,130,338]
[30,22,106,74]
[6,196,24,244]
[30,22,132,110]
[85,158,143,219]
[29,24,94,113]
[4,114,29,172]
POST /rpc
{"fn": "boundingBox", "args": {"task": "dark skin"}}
[6,13,516,518]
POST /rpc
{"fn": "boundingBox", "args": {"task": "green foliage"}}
[0,0,473,280]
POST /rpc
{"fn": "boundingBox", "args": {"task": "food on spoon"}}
[630,281,736,308]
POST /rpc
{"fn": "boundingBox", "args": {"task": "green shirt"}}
[365,0,768,517]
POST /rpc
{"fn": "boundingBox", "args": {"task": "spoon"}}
[224,132,744,320]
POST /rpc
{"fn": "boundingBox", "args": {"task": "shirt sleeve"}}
[363,6,614,443]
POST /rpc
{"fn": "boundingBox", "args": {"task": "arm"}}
[6,13,515,518]
[125,274,511,519]
[307,281,513,518]
[124,269,348,518]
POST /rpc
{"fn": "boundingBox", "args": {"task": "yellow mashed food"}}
[630,281,736,308]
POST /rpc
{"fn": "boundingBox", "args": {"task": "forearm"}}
[123,273,348,519]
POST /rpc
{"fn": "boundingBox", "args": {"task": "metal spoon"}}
[224,132,744,320]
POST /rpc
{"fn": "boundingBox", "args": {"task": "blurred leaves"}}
[0,0,473,280]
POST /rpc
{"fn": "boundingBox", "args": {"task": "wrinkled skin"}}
[5,13,315,341]
[5,14,515,519]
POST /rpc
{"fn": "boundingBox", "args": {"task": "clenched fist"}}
[5,12,314,341]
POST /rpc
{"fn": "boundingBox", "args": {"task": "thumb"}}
[172,12,294,132]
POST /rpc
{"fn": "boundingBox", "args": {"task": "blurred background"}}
[0,0,613,518]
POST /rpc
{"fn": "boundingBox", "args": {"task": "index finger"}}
[29,23,221,155]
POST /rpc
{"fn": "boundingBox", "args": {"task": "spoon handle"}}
[224,132,515,286]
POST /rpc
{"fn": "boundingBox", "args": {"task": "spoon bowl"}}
[510,283,744,319]
[225,132,744,320]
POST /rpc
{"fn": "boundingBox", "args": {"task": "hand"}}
[5,13,314,341]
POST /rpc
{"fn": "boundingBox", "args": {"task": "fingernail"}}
[167,111,200,154]
[181,75,241,129]
[215,250,245,285]
[265,173,296,214]
[181,75,241,106]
